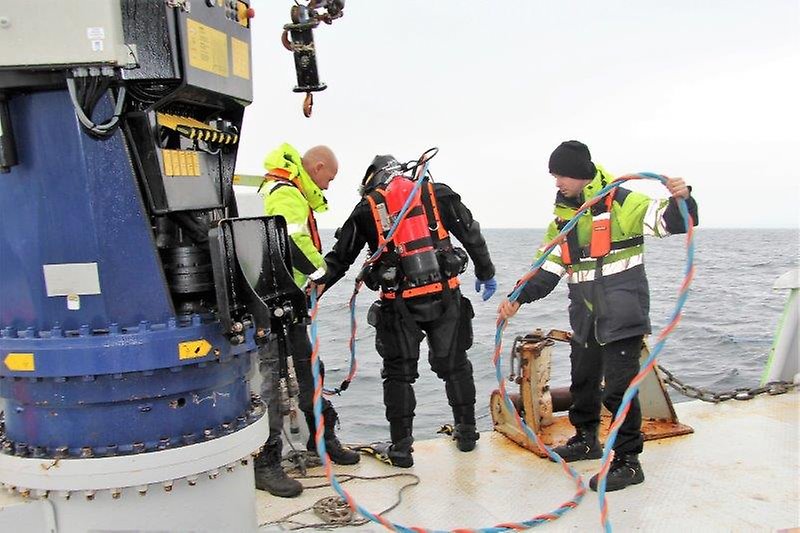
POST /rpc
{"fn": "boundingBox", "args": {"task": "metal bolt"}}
[111,488,121,499]
[207,469,219,480]
[186,475,198,486]
[84,490,95,501]
[137,485,148,496]
[163,481,173,492]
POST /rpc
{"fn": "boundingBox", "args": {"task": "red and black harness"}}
[365,182,459,300]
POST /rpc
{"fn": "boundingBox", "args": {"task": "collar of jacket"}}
[263,142,329,213]
[553,164,615,219]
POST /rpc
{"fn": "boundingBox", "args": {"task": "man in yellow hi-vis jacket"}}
[253,143,359,498]
[498,140,698,493]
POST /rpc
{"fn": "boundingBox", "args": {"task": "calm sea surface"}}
[312,228,799,443]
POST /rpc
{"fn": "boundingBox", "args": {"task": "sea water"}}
[312,228,798,443]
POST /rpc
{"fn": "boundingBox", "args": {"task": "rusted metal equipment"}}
[490,329,693,458]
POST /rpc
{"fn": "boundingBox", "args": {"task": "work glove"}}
[475,277,497,301]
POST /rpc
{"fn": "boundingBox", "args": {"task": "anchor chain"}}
[657,365,797,403]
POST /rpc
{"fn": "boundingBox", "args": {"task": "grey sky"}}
[236,0,800,229]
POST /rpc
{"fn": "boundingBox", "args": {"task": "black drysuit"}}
[319,182,495,443]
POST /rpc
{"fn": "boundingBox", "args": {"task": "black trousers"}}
[372,290,476,442]
[568,328,644,455]
[258,323,332,446]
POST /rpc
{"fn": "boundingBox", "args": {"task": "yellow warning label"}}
[162,150,201,177]
[4,353,35,372]
[186,19,229,77]
[178,339,213,360]
[231,37,250,80]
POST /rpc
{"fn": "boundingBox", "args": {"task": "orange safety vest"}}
[558,188,616,265]
[366,182,460,299]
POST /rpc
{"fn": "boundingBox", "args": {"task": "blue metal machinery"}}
[0,1,299,530]
[0,90,258,459]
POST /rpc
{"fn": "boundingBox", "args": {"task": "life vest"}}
[366,179,460,299]
[262,168,322,251]
[557,187,643,266]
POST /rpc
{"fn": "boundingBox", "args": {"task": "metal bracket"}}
[166,0,191,13]
[491,328,693,457]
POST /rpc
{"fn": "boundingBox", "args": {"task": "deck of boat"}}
[255,391,799,531]
[0,391,796,531]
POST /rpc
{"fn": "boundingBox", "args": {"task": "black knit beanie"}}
[548,140,596,180]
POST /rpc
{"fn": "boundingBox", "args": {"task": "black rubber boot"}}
[371,436,414,468]
[589,453,645,492]
[552,427,602,462]
[452,423,480,452]
[253,441,303,498]
[305,409,360,465]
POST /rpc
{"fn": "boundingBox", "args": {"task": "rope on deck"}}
[500,172,694,532]
[307,172,694,532]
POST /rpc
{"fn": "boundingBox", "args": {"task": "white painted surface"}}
[1,394,797,531]
[253,392,800,532]
[0,409,267,491]
[42,263,100,297]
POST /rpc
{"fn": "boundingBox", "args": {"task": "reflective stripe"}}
[643,198,669,237]
[567,253,644,283]
[286,222,309,235]
[541,258,566,277]
[308,266,326,281]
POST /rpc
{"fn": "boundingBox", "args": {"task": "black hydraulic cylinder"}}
[286,20,327,93]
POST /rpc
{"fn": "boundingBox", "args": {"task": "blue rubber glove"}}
[475,277,497,301]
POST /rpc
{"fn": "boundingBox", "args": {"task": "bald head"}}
[302,145,338,190]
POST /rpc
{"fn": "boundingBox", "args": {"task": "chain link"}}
[657,365,797,403]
